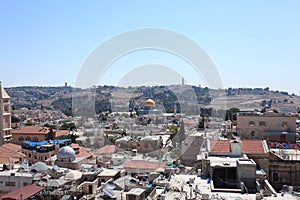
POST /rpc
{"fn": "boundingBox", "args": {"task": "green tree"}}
[61,122,76,131]
[225,107,240,121]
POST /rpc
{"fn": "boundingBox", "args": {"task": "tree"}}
[61,122,76,131]
[24,121,33,126]
[198,114,205,131]
[225,107,240,121]
[172,120,185,147]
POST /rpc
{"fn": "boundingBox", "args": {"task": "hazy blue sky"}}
[0,1,299,94]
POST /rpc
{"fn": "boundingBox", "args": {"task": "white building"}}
[0,82,12,144]
[0,169,33,192]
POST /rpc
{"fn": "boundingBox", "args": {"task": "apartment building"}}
[236,110,296,142]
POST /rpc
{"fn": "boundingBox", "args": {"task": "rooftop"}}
[12,126,51,135]
[0,184,44,200]
[98,169,120,177]
[0,143,23,164]
[210,140,230,153]
[0,169,33,178]
[0,83,10,99]
[124,160,166,170]
[94,145,116,155]
[210,140,268,154]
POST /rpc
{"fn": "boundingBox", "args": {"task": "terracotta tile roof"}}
[12,126,50,135]
[0,184,44,200]
[71,143,79,150]
[210,140,230,153]
[94,145,116,155]
[210,140,266,154]
[55,130,69,138]
[124,160,166,170]
[0,143,24,164]
[74,144,92,159]
[242,140,265,153]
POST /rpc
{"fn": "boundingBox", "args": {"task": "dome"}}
[11,114,21,123]
[57,146,76,159]
[144,99,155,107]
[30,162,50,172]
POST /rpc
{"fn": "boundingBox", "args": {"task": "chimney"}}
[231,140,242,157]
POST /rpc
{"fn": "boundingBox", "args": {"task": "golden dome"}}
[144,99,155,107]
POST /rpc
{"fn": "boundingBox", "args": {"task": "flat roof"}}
[0,169,33,178]
[209,157,238,168]
[237,159,255,165]
[98,169,120,177]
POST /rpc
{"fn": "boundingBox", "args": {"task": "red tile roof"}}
[242,140,265,153]
[210,140,230,153]
[0,143,24,164]
[124,160,166,170]
[0,184,44,200]
[12,126,50,135]
[94,145,116,155]
[72,144,92,159]
[210,140,266,154]
[71,143,79,150]
[55,130,69,138]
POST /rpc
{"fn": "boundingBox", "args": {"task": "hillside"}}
[5,85,300,116]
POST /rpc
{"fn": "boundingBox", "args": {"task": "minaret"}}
[0,82,12,145]
[182,77,184,86]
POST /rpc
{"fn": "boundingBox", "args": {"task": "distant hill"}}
[5,85,300,116]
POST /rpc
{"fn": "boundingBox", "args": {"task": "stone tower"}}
[0,82,12,145]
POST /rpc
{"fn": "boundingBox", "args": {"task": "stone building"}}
[12,126,55,145]
[268,149,300,191]
[180,134,204,166]
[236,110,296,141]
[0,82,12,144]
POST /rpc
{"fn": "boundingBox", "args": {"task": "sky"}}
[0,1,300,94]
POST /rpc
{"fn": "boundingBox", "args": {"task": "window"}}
[272,172,279,182]
[259,121,266,127]
[33,136,38,142]
[282,122,288,128]
[5,116,9,123]
[4,105,9,112]
[6,181,16,187]
[23,182,28,186]
[249,121,255,126]
[18,136,24,141]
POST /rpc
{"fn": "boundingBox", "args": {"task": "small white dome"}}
[57,146,76,159]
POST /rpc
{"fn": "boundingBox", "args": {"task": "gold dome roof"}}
[144,99,155,107]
